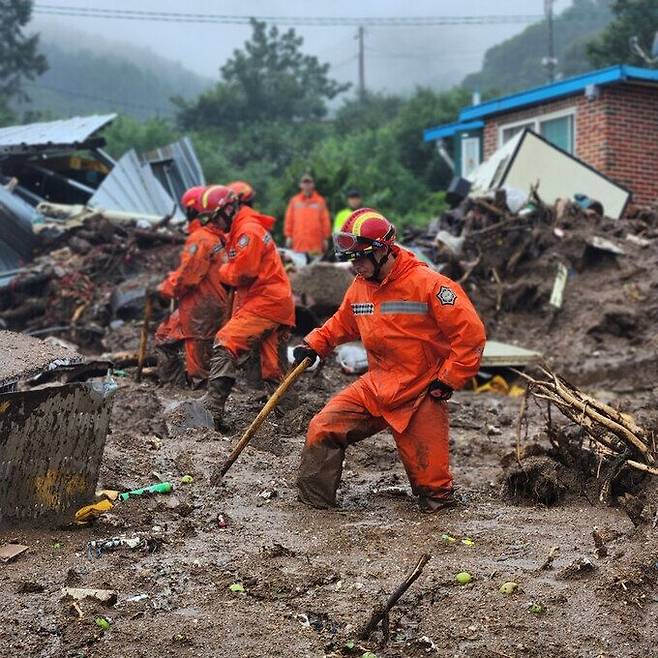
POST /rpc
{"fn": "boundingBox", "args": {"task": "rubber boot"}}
[206,376,235,432]
[155,343,187,387]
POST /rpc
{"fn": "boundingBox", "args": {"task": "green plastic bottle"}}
[119,482,173,501]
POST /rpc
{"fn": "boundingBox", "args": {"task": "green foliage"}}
[103,116,180,159]
[176,19,350,130]
[463,0,612,95]
[0,0,47,118]
[110,23,465,232]
[587,0,658,67]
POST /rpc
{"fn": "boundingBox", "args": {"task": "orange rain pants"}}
[214,311,287,382]
[297,377,451,508]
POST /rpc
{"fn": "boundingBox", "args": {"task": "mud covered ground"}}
[2,221,658,657]
[1,361,657,658]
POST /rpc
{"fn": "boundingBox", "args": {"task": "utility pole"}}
[357,25,365,101]
[544,0,557,83]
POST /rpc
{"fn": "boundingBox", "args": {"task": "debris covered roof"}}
[0,330,83,389]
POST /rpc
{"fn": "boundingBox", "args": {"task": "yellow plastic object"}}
[473,375,525,397]
[74,499,114,524]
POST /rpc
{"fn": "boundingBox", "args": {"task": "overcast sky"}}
[31,0,574,94]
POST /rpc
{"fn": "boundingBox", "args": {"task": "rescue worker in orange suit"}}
[154,186,229,387]
[201,185,295,431]
[292,209,486,512]
[284,173,331,255]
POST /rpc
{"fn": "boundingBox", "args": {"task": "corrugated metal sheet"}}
[0,114,117,156]
[143,137,206,206]
[89,149,181,218]
[0,186,42,282]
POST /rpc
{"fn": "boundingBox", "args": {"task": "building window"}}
[499,110,575,153]
[539,115,573,152]
[461,136,481,177]
[501,122,534,145]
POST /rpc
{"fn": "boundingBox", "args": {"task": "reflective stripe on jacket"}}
[304,247,486,432]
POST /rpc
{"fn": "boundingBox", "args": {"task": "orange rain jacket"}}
[157,223,228,341]
[284,191,331,253]
[218,206,295,326]
[304,247,486,433]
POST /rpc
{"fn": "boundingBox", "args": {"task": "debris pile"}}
[0,213,181,349]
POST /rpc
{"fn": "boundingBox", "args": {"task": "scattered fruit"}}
[499,581,518,594]
[529,602,544,615]
[455,571,473,585]
[180,475,193,485]
[229,583,245,593]
[95,616,111,631]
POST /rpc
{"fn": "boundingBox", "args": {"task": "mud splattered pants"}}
[297,378,452,508]
[206,311,290,425]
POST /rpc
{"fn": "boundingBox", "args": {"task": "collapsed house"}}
[0,114,205,286]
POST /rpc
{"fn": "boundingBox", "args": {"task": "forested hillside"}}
[15,27,211,120]
[462,0,612,95]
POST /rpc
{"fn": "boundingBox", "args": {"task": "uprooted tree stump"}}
[515,366,657,502]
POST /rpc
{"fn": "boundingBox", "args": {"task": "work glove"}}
[292,344,318,368]
[429,379,453,401]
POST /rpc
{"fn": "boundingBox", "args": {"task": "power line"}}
[34,5,546,27]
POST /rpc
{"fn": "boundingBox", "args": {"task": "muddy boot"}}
[297,440,345,509]
[207,345,238,432]
[417,492,458,514]
[206,376,235,432]
[155,343,186,387]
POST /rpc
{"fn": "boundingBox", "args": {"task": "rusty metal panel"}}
[0,379,116,525]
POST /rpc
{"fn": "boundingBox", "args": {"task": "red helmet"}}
[227,180,255,204]
[334,208,396,261]
[201,185,238,214]
[180,186,206,216]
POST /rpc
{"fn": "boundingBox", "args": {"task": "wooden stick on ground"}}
[136,293,153,383]
[358,553,431,641]
[215,356,312,479]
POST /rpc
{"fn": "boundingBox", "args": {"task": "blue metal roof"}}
[423,120,484,142]
[424,65,658,141]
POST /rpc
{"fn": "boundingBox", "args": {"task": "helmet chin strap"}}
[213,204,237,231]
[365,248,391,281]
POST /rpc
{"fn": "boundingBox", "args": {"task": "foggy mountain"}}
[21,0,577,119]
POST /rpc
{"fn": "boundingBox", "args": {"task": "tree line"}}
[1,0,656,230]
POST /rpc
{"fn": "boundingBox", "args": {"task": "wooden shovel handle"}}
[218,356,312,478]
[135,292,153,383]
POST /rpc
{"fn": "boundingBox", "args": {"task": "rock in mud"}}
[164,400,214,437]
[557,557,596,580]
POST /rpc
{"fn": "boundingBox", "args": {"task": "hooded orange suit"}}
[297,247,486,508]
[284,191,331,254]
[214,205,295,380]
[155,222,228,380]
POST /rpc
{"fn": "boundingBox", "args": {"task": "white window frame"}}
[498,107,577,152]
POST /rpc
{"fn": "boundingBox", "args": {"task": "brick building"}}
[424,65,658,207]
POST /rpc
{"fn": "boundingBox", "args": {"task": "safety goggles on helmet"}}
[334,232,385,261]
